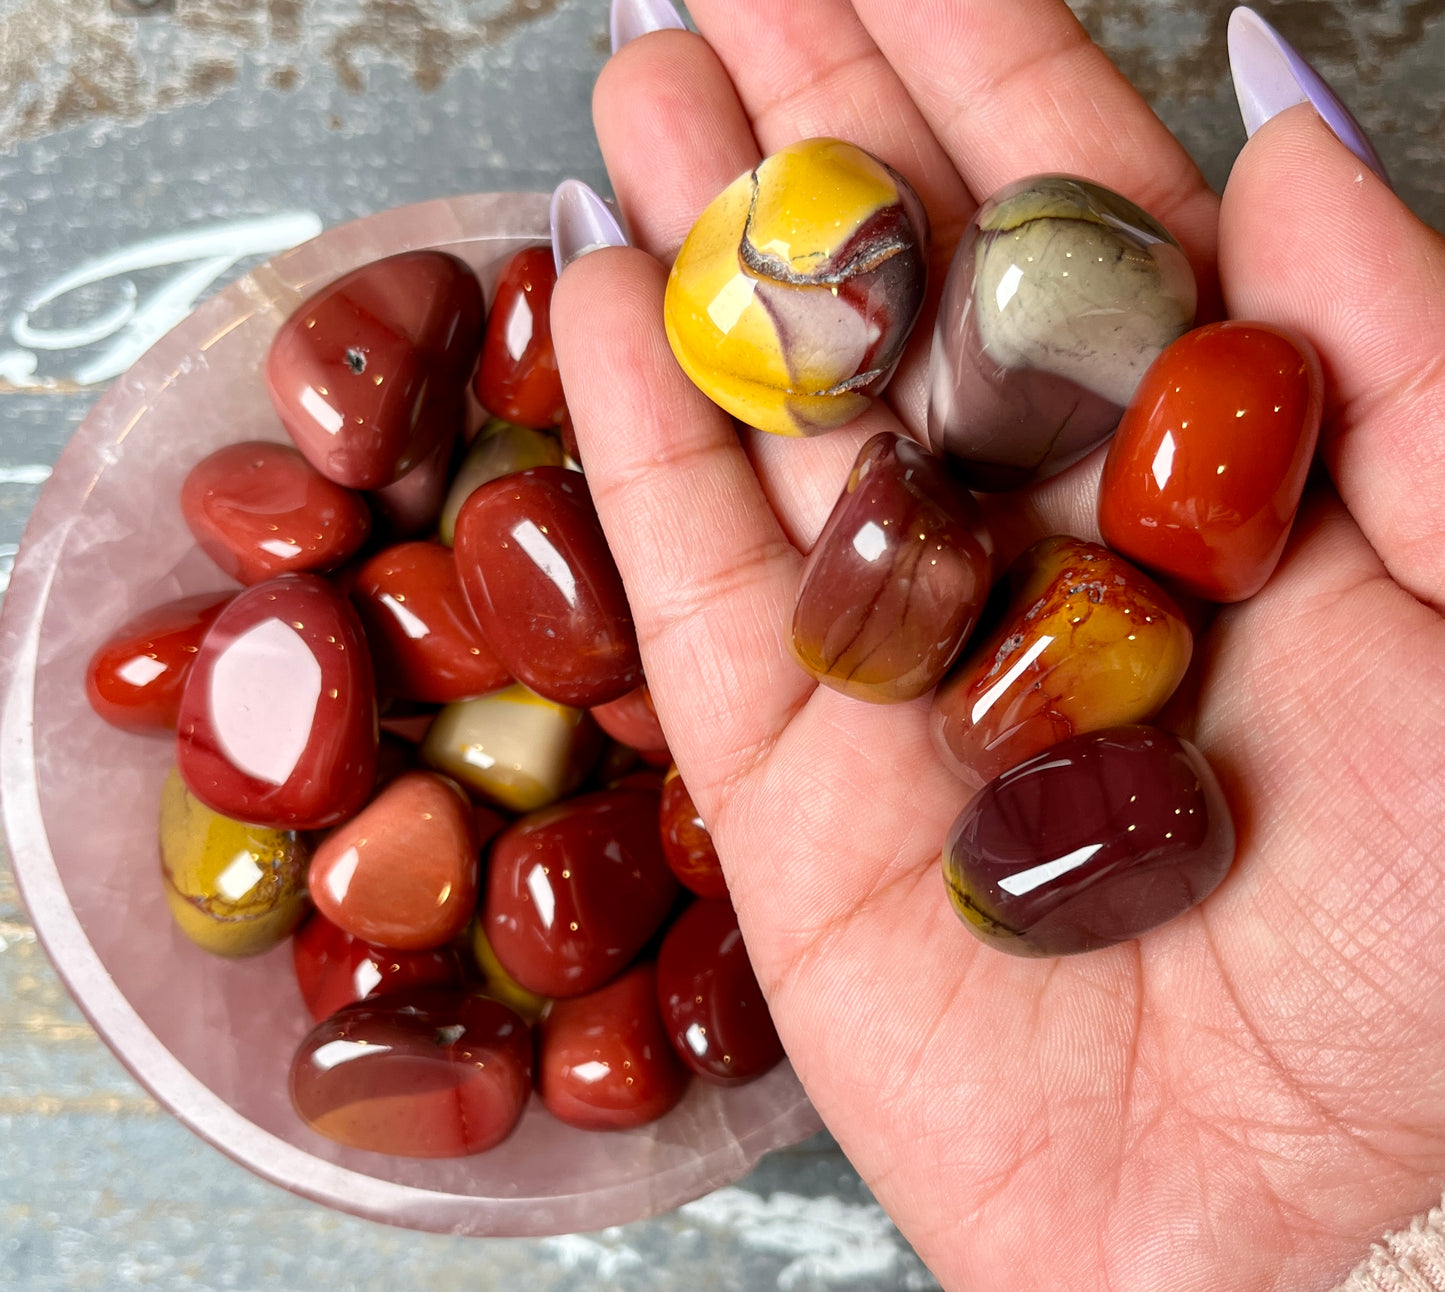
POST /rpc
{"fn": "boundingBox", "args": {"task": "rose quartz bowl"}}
[0,193,821,1237]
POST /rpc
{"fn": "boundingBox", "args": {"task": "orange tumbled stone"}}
[1098,321,1323,602]
[931,536,1191,791]
[309,770,478,950]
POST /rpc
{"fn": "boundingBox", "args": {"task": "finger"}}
[850,0,1220,287]
[594,29,759,260]
[1219,106,1445,610]
[550,248,810,789]
[682,0,973,235]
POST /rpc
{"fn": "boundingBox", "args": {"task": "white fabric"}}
[1337,1204,1445,1292]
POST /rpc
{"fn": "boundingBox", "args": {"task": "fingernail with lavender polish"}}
[550,180,629,274]
[1227,6,1390,185]
[610,0,686,55]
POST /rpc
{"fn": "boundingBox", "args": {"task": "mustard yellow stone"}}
[470,921,550,1023]
[420,683,599,812]
[664,137,928,436]
[158,767,309,957]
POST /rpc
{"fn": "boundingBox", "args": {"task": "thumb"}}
[1219,11,1445,609]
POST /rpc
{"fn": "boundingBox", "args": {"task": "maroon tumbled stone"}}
[538,963,690,1131]
[453,466,641,707]
[792,433,991,702]
[943,725,1234,956]
[266,251,483,489]
[289,990,531,1157]
[656,898,782,1085]
[483,787,677,998]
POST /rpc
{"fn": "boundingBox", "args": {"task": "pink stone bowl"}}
[0,193,821,1237]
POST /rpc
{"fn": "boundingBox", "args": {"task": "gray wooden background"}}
[1,1,1441,1288]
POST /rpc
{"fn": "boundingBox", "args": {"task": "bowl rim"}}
[0,190,822,1237]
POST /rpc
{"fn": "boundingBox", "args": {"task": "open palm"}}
[549,3,1445,1288]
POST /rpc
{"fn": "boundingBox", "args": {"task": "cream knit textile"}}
[1337,1205,1445,1292]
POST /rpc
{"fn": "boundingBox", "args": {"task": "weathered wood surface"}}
[0,2,1440,1287]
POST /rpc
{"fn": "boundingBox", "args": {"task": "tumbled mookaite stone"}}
[665,138,928,436]
[1098,321,1324,602]
[290,990,532,1157]
[175,573,378,830]
[267,251,484,489]
[351,541,511,704]
[438,418,565,546]
[366,425,455,541]
[308,771,479,951]
[928,176,1196,491]
[86,592,230,733]
[473,246,567,429]
[591,684,670,761]
[181,441,373,585]
[158,767,309,957]
[538,963,690,1130]
[420,684,600,812]
[293,913,464,1022]
[454,467,641,707]
[484,787,678,998]
[656,898,783,1086]
[793,433,992,702]
[659,764,727,899]
[944,726,1234,956]
[932,536,1190,791]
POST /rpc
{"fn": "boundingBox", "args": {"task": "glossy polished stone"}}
[793,433,992,702]
[292,912,464,1022]
[473,246,567,429]
[420,684,600,812]
[469,922,551,1024]
[352,541,511,704]
[175,573,378,830]
[591,684,670,760]
[158,767,309,957]
[181,441,373,585]
[438,418,565,546]
[483,787,678,998]
[267,250,484,489]
[944,726,1234,956]
[932,537,1191,791]
[656,898,782,1086]
[1098,321,1324,602]
[290,990,532,1157]
[86,592,230,733]
[659,765,727,899]
[665,138,928,436]
[928,176,1197,490]
[454,467,641,707]
[538,963,690,1131]
[309,771,479,951]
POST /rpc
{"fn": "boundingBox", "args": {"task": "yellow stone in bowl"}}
[158,767,310,957]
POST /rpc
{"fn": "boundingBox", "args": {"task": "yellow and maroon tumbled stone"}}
[664,138,928,436]
[931,537,1191,790]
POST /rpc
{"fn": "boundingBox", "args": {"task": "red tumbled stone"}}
[267,250,484,489]
[176,573,377,830]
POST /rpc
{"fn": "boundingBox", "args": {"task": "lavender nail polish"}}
[1227,6,1390,184]
[550,180,629,274]
[610,0,686,55]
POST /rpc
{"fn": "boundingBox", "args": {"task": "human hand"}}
[548,3,1445,1288]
